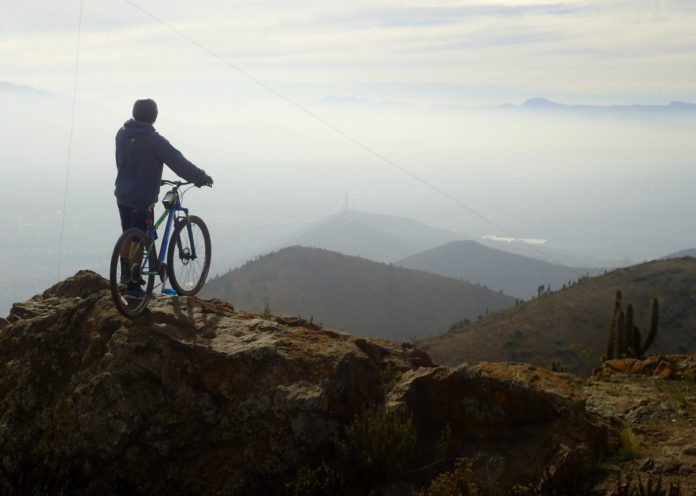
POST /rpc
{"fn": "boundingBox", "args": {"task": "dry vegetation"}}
[419,258,696,374]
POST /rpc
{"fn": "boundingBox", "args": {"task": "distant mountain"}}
[0,81,58,99]
[502,98,696,115]
[478,238,628,269]
[277,210,463,262]
[419,258,696,374]
[662,248,696,259]
[201,246,514,341]
[397,240,596,299]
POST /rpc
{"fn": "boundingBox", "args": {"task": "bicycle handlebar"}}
[160,179,212,188]
[161,180,192,187]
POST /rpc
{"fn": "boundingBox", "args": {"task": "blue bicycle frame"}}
[144,187,197,283]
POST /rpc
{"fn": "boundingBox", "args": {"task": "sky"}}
[2,0,696,106]
[1,0,696,313]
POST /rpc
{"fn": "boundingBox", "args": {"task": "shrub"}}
[417,458,479,496]
[337,405,417,490]
[615,427,642,462]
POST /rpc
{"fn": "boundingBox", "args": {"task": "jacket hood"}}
[122,119,156,137]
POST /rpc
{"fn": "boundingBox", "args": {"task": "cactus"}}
[605,291,622,360]
[616,310,625,358]
[642,298,659,353]
[624,304,635,354]
[604,292,659,360]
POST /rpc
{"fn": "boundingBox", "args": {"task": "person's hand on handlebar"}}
[195,174,214,188]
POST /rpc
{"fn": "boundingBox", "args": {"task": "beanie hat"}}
[132,98,158,123]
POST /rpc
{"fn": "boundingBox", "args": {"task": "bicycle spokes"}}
[167,215,211,295]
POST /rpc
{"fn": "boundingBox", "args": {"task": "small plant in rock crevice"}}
[282,405,417,495]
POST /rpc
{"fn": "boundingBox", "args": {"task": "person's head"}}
[132,98,158,124]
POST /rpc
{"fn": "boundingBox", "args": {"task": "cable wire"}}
[122,0,518,237]
[122,0,589,275]
[57,0,84,280]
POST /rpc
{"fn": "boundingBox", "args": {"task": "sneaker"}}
[124,286,146,299]
[120,259,147,286]
[119,259,130,285]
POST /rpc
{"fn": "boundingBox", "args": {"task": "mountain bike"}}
[109,180,211,318]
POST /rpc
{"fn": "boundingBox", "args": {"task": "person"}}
[115,98,213,296]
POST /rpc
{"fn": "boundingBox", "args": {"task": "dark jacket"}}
[114,119,207,209]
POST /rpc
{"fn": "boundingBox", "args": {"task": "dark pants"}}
[117,205,153,288]
[117,204,153,233]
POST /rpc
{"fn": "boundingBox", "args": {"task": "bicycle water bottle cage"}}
[162,190,178,208]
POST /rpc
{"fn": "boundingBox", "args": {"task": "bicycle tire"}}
[109,227,157,318]
[167,215,211,296]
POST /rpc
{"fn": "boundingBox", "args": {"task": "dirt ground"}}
[585,374,696,494]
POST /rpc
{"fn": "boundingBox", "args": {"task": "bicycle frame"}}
[142,189,197,278]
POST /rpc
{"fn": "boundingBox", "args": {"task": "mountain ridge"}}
[201,245,514,341]
[505,97,696,114]
[397,240,597,299]
[275,210,463,263]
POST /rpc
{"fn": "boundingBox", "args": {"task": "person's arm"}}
[155,134,209,185]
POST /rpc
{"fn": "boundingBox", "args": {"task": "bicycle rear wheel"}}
[109,227,157,318]
[167,215,211,296]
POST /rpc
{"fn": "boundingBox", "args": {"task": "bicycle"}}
[109,179,212,318]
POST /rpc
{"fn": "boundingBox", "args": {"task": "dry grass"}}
[420,258,696,374]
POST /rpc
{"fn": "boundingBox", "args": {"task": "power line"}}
[57,0,84,280]
[122,0,588,275]
[122,0,516,239]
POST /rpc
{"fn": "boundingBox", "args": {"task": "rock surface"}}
[599,355,696,380]
[586,358,696,494]
[389,364,614,492]
[0,271,615,495]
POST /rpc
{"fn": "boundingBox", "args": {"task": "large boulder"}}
[0,271,617,495]
[388,364,615,492]
[0,272,427,495]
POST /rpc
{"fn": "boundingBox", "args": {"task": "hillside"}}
[200,246,514,341]
[419,258,696,374]
[664,248,696,259]
[277,210,462,262]
[397,240,596,299]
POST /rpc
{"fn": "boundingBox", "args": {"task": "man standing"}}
[115,98,213,295]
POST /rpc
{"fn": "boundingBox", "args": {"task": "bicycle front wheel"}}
[109,227,157,318]
[167,215,211,296]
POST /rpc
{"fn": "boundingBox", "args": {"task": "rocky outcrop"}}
[599,355,696,380]
[389,364,615,492]
[0,271,617,495]
[5,269,109,323]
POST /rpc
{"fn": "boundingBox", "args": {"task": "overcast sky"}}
[1,0,696,106]
[1,0,695,275]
